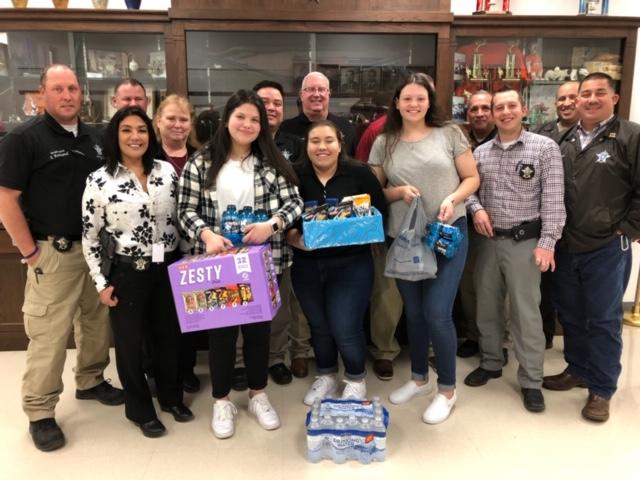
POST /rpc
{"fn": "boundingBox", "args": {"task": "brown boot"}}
[290,357,309,378]
[542,368,587,391]
[582,393,610,422]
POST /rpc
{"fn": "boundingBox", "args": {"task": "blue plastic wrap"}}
[303,207,384,250]
[424,222,464,259]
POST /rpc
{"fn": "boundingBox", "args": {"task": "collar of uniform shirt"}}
[577,114,615,150]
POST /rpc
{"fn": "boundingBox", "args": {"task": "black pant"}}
[109,260,183,423]
[540,270,557,342]
[209,321,271,398]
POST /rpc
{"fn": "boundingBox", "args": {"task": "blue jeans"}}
[291,250,373,380]
[395,217,468,389]
[553,237,631,399]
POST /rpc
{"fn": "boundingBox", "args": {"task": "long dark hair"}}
[104,106,157,176]
[202,89,297,188]
[382,72,445,162]
[297,119,368,171]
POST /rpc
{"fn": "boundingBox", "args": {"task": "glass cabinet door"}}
[452,36,624,129]
[0,31,166,136]
[186,31,437,137]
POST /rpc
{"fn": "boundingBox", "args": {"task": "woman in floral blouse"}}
[178,89,303,440]
[82,106,193,439]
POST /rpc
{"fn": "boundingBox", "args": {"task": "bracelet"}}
[20,245,39,264]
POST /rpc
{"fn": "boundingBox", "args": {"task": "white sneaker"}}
[422,391,457,424]
[341,379,367,400]
[248,393,281,430]
[303,375,337,406]
[389,380,434,405]
[211,399,237,439]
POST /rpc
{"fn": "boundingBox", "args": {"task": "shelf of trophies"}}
[451,34,625,129]
[0,29,166,132]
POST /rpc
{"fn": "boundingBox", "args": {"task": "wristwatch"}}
[270,219,280,233]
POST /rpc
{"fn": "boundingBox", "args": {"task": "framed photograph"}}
[317,64,340,93]
[454,52,466,81]
[381,66,404,93]
[148,51,166,79]
[87,49,128,79]
[0,44,9,76]
[340,66,361,96]
[579,0,608,15]
[452,96,467,123]
[362,67,381,95]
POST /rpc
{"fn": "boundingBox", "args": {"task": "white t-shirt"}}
[215,155,256,221]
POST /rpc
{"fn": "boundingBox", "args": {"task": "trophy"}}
[470,40,487,80]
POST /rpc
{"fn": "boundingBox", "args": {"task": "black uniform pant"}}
[209,320,271,399]
[109,260,183,424]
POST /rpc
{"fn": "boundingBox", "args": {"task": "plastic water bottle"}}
[254,208,269,224]
[221,204,241,245]
[239,206,255,234]
[306,398,389,464]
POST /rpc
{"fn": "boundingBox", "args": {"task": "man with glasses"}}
[280,71,357,156]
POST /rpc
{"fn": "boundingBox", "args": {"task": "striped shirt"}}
[576,115,615,151]
[466,129,566,251]
[177,150,303,274]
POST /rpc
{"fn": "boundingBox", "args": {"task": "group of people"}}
[0,62,636,452]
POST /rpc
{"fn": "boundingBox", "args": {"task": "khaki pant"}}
[368,244,403,361]
[474,237,544,388]
[22,241,111,421]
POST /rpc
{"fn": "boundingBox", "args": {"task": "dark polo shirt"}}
[0,111,104,236]
[280,112,357,157]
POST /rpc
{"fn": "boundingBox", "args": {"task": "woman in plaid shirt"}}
[177,90,303,439]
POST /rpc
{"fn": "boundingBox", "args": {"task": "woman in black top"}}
[286,120,386,405]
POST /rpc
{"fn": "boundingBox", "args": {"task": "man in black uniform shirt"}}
[0,64,123,452]
[280,71,357,156]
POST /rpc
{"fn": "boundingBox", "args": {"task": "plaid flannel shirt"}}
[177,150,303,273]
[466,129,566,251]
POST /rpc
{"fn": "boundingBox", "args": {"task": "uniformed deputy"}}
[543,72,639,423]
[0,64,124,452]
[279,71,358,157]
[464,87,566,414]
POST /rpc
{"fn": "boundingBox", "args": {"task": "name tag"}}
[152,243,165,263]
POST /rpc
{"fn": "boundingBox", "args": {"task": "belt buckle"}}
[52,236,72,252]
[133,257,150,271]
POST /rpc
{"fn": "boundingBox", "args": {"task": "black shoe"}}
[146,375,158,397]
[464,367,502,387]
[457,339,479,358]
[269,363,293,385]
[161,404,194,423]
[76,380,124,406]
[29,418,65,452]
[503,348,509,367]
[232,367,248,391]
[521,388,545,412]
[135,418,166,438]
[183,371,201,393]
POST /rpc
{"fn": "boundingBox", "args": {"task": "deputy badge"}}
[518,164,535,180]
[94,144,103,157]
[595,151,611,164]
[281,149,292,161]
[52,236,72,252]
[133,257,150,271]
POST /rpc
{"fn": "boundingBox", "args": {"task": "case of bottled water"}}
[305,398,389,464]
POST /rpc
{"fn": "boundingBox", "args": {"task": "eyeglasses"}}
[302,86,330,95]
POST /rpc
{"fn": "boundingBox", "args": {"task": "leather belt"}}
[33,233,82,252]
[114,251,178,271]
[33,233,82,241]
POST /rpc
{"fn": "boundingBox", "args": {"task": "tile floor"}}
[1,328,639,480]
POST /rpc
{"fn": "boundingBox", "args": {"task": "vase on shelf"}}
[52,0,69,8]
[92,0,109,9]
[11,0,28,8]
[125,0,142,9]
